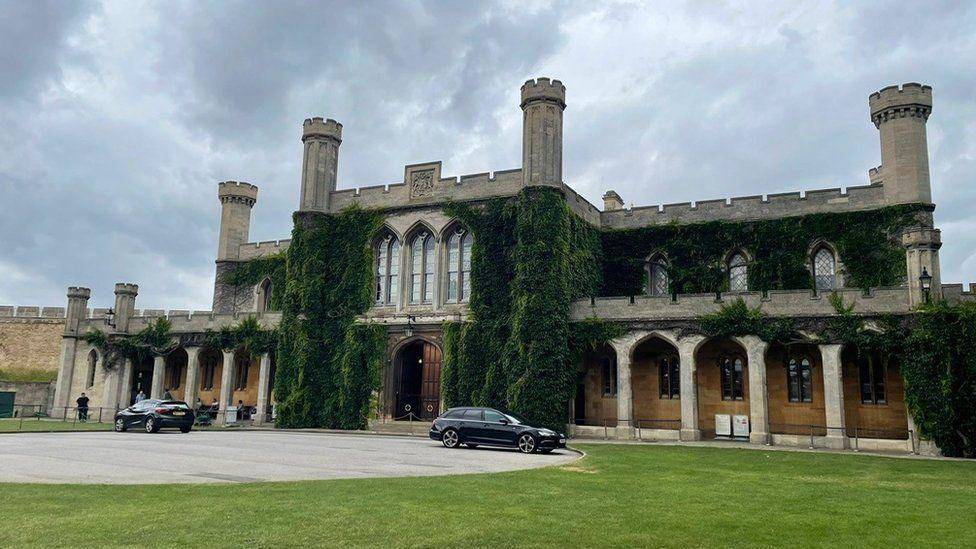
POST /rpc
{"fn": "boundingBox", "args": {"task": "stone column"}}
[52,286,90,412]
[678,336,705,441]
[219,349,235,413]
[739,336,770,444]
[254,353,272,424]
[118,358,134,408]
[184,347,201,407]
[150,356,165,399]
[820,343,847,449]
[520,77,565,188]
[101,363,120,413]
[614,343,634,439]
[299,118,342,212]
[903,228,942,307]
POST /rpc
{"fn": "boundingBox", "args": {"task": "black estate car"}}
[429,407,566,453]
[114,399,195,433]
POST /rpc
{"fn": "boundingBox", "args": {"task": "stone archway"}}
[392,338,442,420]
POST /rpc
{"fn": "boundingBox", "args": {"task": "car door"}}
[127,401,150,426]
[459,409,484,442]
[482,409,518,445]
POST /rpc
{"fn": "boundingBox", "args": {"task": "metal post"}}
[909,429,917,455]
[809,425,815,450]
[62,407,67,421]
[854,426,859,452]
[98,407,103,423]
[636,420,641,441]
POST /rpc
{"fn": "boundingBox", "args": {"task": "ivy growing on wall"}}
[227,252,287,311]
[441,187,609,431]
[273,207,387,429]
[205,316,277,356]
[601,204,930,296]
[82,317,176,369]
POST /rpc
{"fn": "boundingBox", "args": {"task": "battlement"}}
[942,283,976,303]
[329,167,525,211]
[113,282,138,296]
[0,306,66,318]
[218,181,259,203]
[302,117,343,142]
[600,183,894,229]
[572,286,912,322]
[238,239,292,260]
[520,77,566,108]
[870,83,932,126]
[77,310,282,335]
[67,287,91,299]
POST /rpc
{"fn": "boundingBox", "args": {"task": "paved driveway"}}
[0,430,578,484]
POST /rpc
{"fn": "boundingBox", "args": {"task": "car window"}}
[443,409,463,419]
[462,409,483,421]
[484,410,506,423]
[132,402,151,412]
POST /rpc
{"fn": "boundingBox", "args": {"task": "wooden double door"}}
[395,340,442,420]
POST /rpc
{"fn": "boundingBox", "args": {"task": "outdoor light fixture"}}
[919,267,933,304]
[106,307,116,328]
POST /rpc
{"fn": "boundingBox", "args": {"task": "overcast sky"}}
[1,1,974,309]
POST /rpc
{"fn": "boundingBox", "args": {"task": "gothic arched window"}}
[728,252,748,292]
[720,356,745,400]
[257,278,273,312]
[787,357,813,402]
[86,349,97,388]
[658,354,680,399]
[813,247,837,290]
[410,232,435,304]
[375,235,400,305]
[446,229,473,303]
[646,255,670,296]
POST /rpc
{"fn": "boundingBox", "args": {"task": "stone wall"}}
[0,309,65,381]
[0,381,55,414]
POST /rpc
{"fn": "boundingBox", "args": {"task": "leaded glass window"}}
[720,356,745,400]
[601,355,617,397]
[649,258,669,296]
[659,355,680,399]
[410,232,434,304]
[446,229,473,303]
[859,354,887,404]
[729,253,748,292]
[814,247,836,290]
[375,235,399,305]
[787,357,813,402]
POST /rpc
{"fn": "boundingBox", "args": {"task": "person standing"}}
[162,388,173,400]
[76,393,90,422]
[135,390,146,403]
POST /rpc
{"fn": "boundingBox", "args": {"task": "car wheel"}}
[441,428,460,449]
[145,417,159,433]
[180,426,192,433]
[517,433,537,454]
[114,419,127,432]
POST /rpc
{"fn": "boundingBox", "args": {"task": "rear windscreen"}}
[162,401,190,409]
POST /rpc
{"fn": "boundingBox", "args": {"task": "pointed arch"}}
[809,240,841,290]
[86,348,98,388]
[725,248,751,292]
[374,224,402,306]
[643,251,671,297]
[255,277,273,312]
[443,220,473,303]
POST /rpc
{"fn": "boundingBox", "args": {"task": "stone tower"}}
[521,78,566,188]
[111,282,138,334]
[216,181,258,261]
[53,286,91,410]
[299,117,342,211]
[869,83,933,205]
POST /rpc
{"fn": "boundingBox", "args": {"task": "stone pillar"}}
[903,228,942,307]
[216,182,258,261]
[603,190,624,211]
[820,343,847,449]
[118,358,134,408]
[299,117,342,212]
[678,336,705,441]
[739,336,770,444]
[520,77,565,188]
[254,353,272,424]
[53,287,90,412]
[101,363,121,413]
[869,83,933,205]
[612,341,634,439]
[112,283,138,334]
[150,356,165,399]
[219,349,235,412]
[184,347,201,407]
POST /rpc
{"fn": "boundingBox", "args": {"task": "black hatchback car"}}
[114,399,195,433]
[429,407,566,453]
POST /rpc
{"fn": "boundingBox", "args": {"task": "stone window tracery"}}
[446,229,473,303]
[645,255,670,296]
[410,232,435,304]
[728,252,748,292]
[375,235,400,306]
[813,247,837,290]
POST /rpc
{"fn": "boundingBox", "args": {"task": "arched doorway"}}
[632,335,681,431]
[574,343,617,426]
[130,357,154,405]
[394,339,442,420]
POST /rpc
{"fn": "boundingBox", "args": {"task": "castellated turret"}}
[299,117,342,211]
[869,83,933,205]
[112,282,138,334]
[216,181,258,261]
[521,77,566,188]
[64,286,91,336]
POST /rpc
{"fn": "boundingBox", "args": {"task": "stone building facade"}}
[49,78,974,451]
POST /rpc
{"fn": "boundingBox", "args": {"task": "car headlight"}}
[537,428,555,436]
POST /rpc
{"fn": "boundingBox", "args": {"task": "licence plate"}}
[173,411,185,416]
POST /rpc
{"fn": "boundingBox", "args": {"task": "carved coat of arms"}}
[410,170,435,198]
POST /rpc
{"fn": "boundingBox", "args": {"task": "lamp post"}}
[919,267,932,305]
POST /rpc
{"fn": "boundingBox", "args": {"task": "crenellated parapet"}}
[0,306,66,318]
[238,239,292,260]
[520,77,566,109]
[302,117,343,143]
[218,181,258,206]
[868,83,934,205]
[869,83,932,128]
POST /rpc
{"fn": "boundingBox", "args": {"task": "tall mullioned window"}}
[646,255,670,296]
[787,357,813,402]
[728,252,748,292]
[375,235,400,305]
[201,356,217,391]
[410,232,435,304]
[859,354,887,404]
[813,247,837,290]
[86,350,98,388]
[446,229,473,303]
[659,355,680,399]
[601,355,617,397]
[720,356,745,400]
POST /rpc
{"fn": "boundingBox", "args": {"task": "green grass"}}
[0,418,114,432]
[0,444,973,547]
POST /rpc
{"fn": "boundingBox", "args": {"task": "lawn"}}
[0,443,973,547]
[0,418,114,432]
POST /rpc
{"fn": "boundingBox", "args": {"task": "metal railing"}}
[0,406,120,432]
[767,422,915,453]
